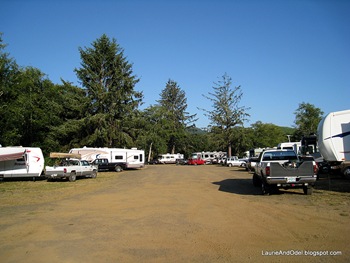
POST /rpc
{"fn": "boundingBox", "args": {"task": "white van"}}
[0,147,44,179]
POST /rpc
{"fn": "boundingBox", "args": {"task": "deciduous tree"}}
[293,102,323,139]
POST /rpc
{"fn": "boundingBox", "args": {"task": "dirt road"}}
[0,165,349,262]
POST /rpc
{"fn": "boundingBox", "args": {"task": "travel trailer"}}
[0,147,44,179]
[318,109,350,177]
[69,147,145,169]
[157,153,184,164]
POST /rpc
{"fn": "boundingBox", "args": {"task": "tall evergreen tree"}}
[75,34,143,147]
[202,73,250,157]
[157,79,197,153]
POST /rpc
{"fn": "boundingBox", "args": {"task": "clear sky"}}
[1,0,349,128]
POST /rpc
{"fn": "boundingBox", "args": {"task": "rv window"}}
[134,156,139,160]
[115,156,123,160]
[140,154,143,162]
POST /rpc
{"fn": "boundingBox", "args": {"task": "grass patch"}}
[0,172,120,207]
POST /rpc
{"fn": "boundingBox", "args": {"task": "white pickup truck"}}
[45,159,97,182]
[253,149,318,195]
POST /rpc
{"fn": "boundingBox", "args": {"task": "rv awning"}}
[0,151,25,161]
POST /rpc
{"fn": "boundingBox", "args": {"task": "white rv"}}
[318,109,350,176]
[69,147,145,169]
[157,153,184,164]
[277,142,301,155]
[0,147,44,179]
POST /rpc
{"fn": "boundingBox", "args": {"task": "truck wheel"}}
[261,181,270,195]
[69,173,76,182]
[91,171,97,179]
[115,165,122,172]
[252,174,260,187]
[343,167,350,179]
[228,163,232,167]
[303,186,313,195]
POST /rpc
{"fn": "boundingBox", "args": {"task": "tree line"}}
[0,33,324,160]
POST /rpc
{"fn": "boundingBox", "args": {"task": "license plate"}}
[286,177,296,183]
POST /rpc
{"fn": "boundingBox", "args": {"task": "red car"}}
[187,158,206,165]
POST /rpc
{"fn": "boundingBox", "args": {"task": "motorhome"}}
[318,109,350,177]
[157,153,184,164]
[0,147,44,179]
[69,147,145,169]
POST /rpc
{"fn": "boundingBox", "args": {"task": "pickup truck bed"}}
[267,161,316,185]
[253,149,318,195]
[45,159,97,182]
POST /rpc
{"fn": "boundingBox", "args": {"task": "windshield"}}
[262,151,297,161]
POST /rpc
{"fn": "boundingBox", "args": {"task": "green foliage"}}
[74,34,143,147]
[249,121,287,148]
[202,73,250,156]
[293,102,323,140]
[156,79,197,154]
[0,33,324,160]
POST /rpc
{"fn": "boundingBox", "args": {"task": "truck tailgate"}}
[269,161,314,177]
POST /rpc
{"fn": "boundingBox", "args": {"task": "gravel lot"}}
[0,164,349,262]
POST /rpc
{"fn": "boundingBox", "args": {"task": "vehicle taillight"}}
[265,166,270,176]
[313,162,319,174]
[64,168,67,173]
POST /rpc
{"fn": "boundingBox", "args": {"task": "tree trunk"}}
[148,142,153,162]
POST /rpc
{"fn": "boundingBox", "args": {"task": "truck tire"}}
[261,181,270,195]
[252,173,260,187]
[228,163,233,167]
[303,186,313,195]
[69,172,76,182]
[91,170,97,179]
[343,167,350,179]
[115,165,122,172]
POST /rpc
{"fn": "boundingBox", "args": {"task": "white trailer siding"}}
[0,147,44,178]
[318,109,350,162]
[70,147,145,169]
[158,153,184,164]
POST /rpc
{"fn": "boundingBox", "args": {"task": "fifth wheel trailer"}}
[0,146,44,179]
[317,109,350,177]
[69,147,145,169]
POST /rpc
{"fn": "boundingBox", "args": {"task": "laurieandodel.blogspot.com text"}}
[261,249,343,257]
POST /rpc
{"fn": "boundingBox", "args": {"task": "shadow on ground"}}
[213,173,350,196]
[212,178,262,195]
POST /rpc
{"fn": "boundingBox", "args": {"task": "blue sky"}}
[1,0,349,129]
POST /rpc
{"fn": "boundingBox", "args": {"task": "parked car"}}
[226,156,245,167]
[187,158,206,165]
[176,158,188,165]
[247,157,259,172]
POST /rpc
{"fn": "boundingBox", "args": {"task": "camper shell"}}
[69,147,145,170]
[0,146,44,179]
